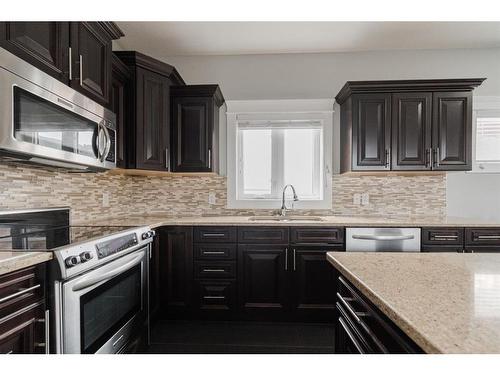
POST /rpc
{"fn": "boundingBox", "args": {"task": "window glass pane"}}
[240,129,272,196]
[476,117,500,162]
[284,128,322,199]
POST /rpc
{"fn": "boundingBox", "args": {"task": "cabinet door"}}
[111,55,131,168]
[136,68,170,171]
[159,227,193,316]
[70,22,112,106]
[0,22,69,83]
[0,304,45,354]
[238,244,289,317]
[392,92,432,170]
[352,94,392,170]
[291,246,338,320]
[171,97,212,172]
[432,91,472,171]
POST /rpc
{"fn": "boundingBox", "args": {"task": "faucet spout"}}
[280,184,299,216]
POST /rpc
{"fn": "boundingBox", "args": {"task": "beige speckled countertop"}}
[327,252,500,354]
[0,251,52,276]
[73,214,500,228]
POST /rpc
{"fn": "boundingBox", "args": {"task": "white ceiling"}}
[114,22,500,56]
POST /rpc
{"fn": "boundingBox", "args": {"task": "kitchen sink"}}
[247,216,325,222]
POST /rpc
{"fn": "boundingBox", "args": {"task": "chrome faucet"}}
[279,184,299,217]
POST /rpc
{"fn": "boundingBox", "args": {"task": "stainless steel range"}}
[0,208,155,354]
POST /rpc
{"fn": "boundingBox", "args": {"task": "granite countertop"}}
[0,251,52,276]
[72,214,500,228]
[327,252,500,354]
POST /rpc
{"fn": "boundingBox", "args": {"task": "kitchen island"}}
[327,252,500,353]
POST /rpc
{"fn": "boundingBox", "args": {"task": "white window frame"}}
[471,96,500,174]
[226,99,333,209]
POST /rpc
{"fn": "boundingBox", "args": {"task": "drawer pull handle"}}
[203,269,225,273]
[0,284,41,304]
[203,296,225,300]
[337,292,361,324]
[202,251,225,255]
[338,318,365,354]
[476,235,500,240]
[432,235,458,240]
[352,234,414,241]
[202,233,226,237]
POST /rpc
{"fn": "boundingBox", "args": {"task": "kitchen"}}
[1,1,500,372]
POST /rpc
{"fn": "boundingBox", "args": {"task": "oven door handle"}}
[71,252,145,292]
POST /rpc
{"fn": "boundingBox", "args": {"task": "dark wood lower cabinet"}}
[238,244,289,319]
[158,227,193,318]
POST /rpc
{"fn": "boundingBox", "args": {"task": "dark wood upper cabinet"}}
[432,91,472,170]
[351,93,391,171]
[111,54,131,168]
[115,51,185,171]
[171,85,225,173]
[70,22,122,106]
[391,92,432,170]
[0,22,69,82]
[336,79,485,173]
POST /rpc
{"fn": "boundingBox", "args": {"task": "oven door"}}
[60,246,149,354]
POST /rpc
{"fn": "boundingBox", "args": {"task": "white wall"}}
[160,48,500,99]
[156,48,500,220]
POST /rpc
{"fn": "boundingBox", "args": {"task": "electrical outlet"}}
[353,193,361,205]
[102,192,110,208]
[208,192,216,205]
[361,193,370,206]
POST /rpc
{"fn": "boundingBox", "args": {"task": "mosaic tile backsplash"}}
[0,163,446,223]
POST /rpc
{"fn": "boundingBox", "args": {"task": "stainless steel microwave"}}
[0,47,116,171]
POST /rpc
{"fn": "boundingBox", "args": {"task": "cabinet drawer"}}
[465,228,500,248]
[0,303,45,354]
[238,227,289,244]
[194,261,236,279]
[290,227,344,244]
[195,280,236,311]
[194,227,237,243]
[0,265,45,319]
[194,244,236,260]
[421,227,464,247]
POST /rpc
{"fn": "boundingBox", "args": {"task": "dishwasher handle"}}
[351,234,415,241]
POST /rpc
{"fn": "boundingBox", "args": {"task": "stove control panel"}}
[96,233,138,259]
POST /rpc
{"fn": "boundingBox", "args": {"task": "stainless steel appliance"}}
[0,208,155,353]
[0,47,116,171]
[345,227,421,252]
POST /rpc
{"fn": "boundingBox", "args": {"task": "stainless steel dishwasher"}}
[345,228,421,252]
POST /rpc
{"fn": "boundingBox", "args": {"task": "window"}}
[226,100,333,209]
[472,98,500,173]
[238,121,323,200]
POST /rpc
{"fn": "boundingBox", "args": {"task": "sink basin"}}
[247,216,324,222]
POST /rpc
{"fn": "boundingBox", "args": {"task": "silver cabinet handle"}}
[351,234,414,241]
[293,249,296,271]
[337,292,361,324]
[68,47,72,80]
[0,284,41,304]
[433,147,440,168]
[208,149,211,169]
[476,235,500,240]
[432,235,458,240]
[203,296,225,300]
[202,251,225,255]
[385,149,390,168]
[202,269,225,273]
[426,148,432,169]
[34,309,50,354]
[285,248,288,271]
[79,54,83,86]
[165,148,169,171]
[338,318,365,354]
[202,233,226,238]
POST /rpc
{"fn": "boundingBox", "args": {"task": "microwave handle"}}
[96,122,104,161]
[72,252,145,292]
[101,125,111,162]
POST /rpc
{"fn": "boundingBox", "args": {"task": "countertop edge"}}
[0,252,53,276]
[326,252,441,354]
